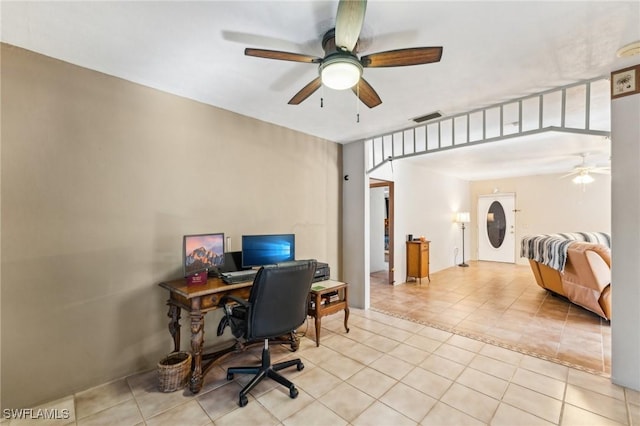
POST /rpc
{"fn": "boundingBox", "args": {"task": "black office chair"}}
[218,259,317,407]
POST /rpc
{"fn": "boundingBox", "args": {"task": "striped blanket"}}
[520,232,611,271]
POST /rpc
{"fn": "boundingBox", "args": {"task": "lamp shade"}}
[456,212,470,223]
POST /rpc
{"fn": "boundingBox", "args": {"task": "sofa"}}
[520,232,611,320]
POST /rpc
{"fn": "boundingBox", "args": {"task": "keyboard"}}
[220,270,257,284]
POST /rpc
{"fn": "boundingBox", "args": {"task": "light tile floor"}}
[5,308,639,425]
[370,261,611,375]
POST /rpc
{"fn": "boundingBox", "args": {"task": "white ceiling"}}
[404,132,611,180]
[1,1,639,179]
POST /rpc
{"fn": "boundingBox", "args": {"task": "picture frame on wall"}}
[611,65,640,99]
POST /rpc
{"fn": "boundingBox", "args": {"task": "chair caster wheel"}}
[297,362,304,371]
[289,386,298,399]
[239,395,248,407]
[226,372,234,381]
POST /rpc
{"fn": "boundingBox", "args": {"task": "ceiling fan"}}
[244,0,443,108]
[561,153,610,184]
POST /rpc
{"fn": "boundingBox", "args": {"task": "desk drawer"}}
[170,287,251,312]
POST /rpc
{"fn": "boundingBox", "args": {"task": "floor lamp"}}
[456,212,470,267]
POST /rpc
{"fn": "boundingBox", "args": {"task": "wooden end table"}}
[307,280,349,346]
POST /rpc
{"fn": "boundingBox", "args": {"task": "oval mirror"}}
[487,201,506,248]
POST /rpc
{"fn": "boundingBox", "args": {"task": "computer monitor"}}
[241,234,295,268]
[218,251,244,273]
[183,232,225,276]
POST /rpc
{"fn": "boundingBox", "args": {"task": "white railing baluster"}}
[365,77,610,174]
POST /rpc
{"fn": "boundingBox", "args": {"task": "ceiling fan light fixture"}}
[320,55,363,90]
[572,173,595,184]
[616,41,640,58]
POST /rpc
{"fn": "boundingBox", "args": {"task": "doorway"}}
[369,179,394,284]
[478,193,516,263]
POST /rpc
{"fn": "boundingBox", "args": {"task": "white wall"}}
[369,187,387,272]
[370,160,471,283]
[470,173,611,265]
[611,86,640,391]
[394,162,471,280]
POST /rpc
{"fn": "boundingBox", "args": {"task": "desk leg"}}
[343,306,350,333]
[343,287,350,333]
[167,304,181,353]
[189,298,204,394]
[313,293,322,347]
[314,315,322,348]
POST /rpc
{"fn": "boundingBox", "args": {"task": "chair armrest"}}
[217,295,250,338]
[220,294,249,308]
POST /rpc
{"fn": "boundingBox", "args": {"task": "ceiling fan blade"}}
[288,77,322,105]
[361,47,443,67]
[245,48,322,63]
[352,78,382,108]
[590,168,611,175]
[335,0,367,52]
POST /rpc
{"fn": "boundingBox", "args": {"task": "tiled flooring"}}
[370,261,611,375]
[7,306,639,425]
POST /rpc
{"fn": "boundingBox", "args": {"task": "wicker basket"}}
[157,351,191,392]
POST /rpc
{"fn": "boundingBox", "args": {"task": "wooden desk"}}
[158,277,253,393]
[307,280,349,346]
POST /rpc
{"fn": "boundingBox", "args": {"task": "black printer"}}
[313,262,330,282]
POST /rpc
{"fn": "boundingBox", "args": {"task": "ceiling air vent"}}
[412,111,443,123]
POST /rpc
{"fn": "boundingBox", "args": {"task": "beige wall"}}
[0,44,341,408]
[470,173,611,264]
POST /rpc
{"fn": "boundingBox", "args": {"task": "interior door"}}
[369,179,394,284]
[478,194,516,263]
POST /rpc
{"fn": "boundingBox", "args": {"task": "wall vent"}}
[412,111,443,123]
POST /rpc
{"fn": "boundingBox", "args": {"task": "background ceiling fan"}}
[244,0,443,108]
[561,153,610,184]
